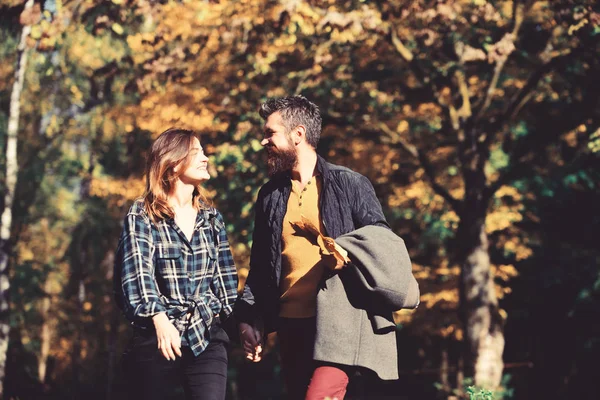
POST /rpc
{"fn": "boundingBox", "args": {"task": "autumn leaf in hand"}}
[293,216,350,264]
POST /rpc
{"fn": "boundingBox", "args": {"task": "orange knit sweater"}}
[279,176,331,318]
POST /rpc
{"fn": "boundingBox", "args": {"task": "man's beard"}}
[266,146,298,176]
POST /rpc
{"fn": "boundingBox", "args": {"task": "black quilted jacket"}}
[235,155,389,333]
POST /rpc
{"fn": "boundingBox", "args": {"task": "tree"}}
[0,0,35,395]
[375,0,600,389]
[1,0,136,395]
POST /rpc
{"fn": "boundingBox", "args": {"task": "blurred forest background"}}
[1,0,599,399]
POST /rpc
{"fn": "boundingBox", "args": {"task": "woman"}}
[114,128,238,400]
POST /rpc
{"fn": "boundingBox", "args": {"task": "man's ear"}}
[293,125,307,145]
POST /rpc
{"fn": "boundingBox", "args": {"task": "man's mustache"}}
[265,145,279,155]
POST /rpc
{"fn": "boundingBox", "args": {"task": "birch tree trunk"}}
[38,278,53,383]
[0,0,35,395]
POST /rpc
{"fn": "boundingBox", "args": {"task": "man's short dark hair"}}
[259,95,322,149]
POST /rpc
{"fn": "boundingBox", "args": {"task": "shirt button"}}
[299,202,302,206]
[187,273,193,279]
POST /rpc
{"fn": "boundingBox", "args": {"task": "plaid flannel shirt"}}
[114,200,238,356]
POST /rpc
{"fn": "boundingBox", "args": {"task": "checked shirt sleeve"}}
[117,213,167,322]
[210,211,238,319]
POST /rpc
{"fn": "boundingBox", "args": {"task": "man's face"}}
[262,111,297,176]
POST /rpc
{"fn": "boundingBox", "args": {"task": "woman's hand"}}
[239,321,263,362]
[152,312,182,361]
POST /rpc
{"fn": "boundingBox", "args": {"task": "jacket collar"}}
[315,154,330,183]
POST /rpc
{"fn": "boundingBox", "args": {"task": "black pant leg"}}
[122,331,180,400]
[277,317,317,400]
[181,340,228,400]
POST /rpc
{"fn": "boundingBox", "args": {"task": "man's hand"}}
[292,218,350,271]
[326,254,346,271]
[322,238,350,271]
[153,312,182,361]
[239,321,263,362]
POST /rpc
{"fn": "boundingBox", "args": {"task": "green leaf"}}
[489,148,509,170]
[578,288,591,300]
[511,121,528,139]
[563,174,578,185]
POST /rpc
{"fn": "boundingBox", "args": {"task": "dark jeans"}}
[122,328,228,400]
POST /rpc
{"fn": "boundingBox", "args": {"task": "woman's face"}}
[177,137,210,183]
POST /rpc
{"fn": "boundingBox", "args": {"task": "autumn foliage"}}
[1,0,599,399]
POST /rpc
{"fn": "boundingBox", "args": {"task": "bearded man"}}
[235,95,419,400]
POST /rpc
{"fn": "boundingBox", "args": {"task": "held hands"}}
[239,321,263,362]
[152,312,182,361]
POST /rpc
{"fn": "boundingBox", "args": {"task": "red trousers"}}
[278,317,349,400]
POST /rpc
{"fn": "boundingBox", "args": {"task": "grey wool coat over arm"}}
[314,225,420,380]
[235,155,419,380]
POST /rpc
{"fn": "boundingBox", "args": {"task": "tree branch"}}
[391,29,414,63]
[503,49,575,122]
[450,70,472,131]
[477,46,584,168]
[474,3,525,124]
[484,73,600,203]
[379,123,462,212]
[389,27,452,114]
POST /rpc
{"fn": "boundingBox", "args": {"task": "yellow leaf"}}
[112,23,124,35]
[30,25,42,40]
[396,120,409,133]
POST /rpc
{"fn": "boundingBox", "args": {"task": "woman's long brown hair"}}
[142,127,211,223]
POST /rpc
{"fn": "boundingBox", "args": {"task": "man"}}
[236,96,419,399]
